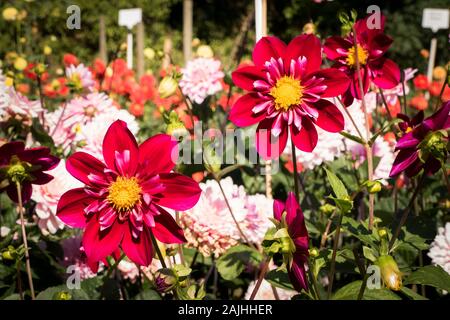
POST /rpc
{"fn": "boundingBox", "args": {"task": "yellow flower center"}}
[269,76,303,112]
[346,44,368,67]
[107,176,142,212]
[405,127,412,133]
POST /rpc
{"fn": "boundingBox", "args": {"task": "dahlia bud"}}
[165,111,188,138]
[154,268,178,293]
[376,255,402,291]
[203,143,222,174]
[158,76,178,99]
[320,203,335,215]
[419,130,448,165]
[1,246,17,261]
[6,157,29,184]
[309,247,319,258]
[54,291,72,300]
[377,228,388,238]
[366,180,382,194]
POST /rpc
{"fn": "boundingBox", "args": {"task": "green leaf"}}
[328,196,353,214]
[324,168,349,199]
[332,281,401,300]
[400,287,428,300]
[36,285,90,300]
[31,118,55,148]
[216,245,262,281]
[340,131,365,145]
[404,265,450,292]
[363,246,378,262]
[265,267,294,291]
[134,289,162,300]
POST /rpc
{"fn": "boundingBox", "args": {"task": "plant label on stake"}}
[421,8,449,82]
[119,8,142,69]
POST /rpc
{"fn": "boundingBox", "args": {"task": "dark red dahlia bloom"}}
[230,35,350,158]
[324,14,400,106]
[56,120,202,269]
[0,142,59,203]
[390,101,450,178]
[273,192,309,292]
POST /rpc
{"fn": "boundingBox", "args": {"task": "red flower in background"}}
[43,78,69,98]
[273,192,309,292]
[324,14,400,106]
[63,53,79,67]
[0,142,59,203]
[413,74,429,90]
[409,94,428,111]
[56,120,201,270]
[230,35,350,158]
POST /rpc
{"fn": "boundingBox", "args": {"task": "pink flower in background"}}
[179,57,224,104]
[381,68,417,106]
[181,177,273,257]
[57,120,201,269]
[0,86,43,122]
[428,222,450,275]
[66,63,95,92]
[32,160,82,235]
[60,236,99,280]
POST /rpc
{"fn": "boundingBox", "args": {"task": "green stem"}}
[249,257,271,300]
[149,229,167,269]
[327,213,343,299]
[105,252,125,279]
[16,182,35,299]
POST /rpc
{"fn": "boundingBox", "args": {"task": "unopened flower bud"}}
[196,45,214,58]
[309,247,319,258]
[376,255,402,291]
[14,57,27,71]
[377,228,388,238]
[367,180,382,194]
[419,131,448,164]
[320,203,335,215]
[158,76,178,99]
[203,144,221,174]
[1,246,17,261]
[54,291,72,300]
[154,268,178,293]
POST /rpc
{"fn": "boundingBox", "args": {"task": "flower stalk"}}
[249,257,271,300]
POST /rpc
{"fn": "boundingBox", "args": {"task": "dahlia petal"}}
[291,118,318,152]
[252,36,287,67]
[368,34,393,59]
[314,99,345,133]
[395,131,420,150]
[255,118,288,159]
[371,58,400,89]
[102,120,139,176]
[349,67,370,100]
[389,149,419,177]
[288,254,309,292]
[284,34,322,75]
[153,173,202,211]
[66,152,106,186]
[99,207,117,231]
[152,206,186,244]
[6,182,32,203]
[307,69,350,98]
[139,134,178,175]
[423,101,450,131]
[0,141,24,164]
[31,171,54,185]
[57,188,94,228]
[229,93,267,127]
[284,192,300,225]
[323,36,352,61]
[231,65,266,91]
[121,226,153,266]
[273,199,286,221]
[82,218,125,263]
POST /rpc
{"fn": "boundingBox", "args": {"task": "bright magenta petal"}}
[231,66,266,91]
[285,34,322,75]
[152,206,186,244]
[139,134,178,175]
[314,100,345,133]
[102,120,139,176]
[252,36,287,66]
[66,152,106,186]
[273,199,286,221]
[255,118,288,160]
[288,254,309,292]
[229,93,267,127]
[82,218,125,264]
[323,36,351,61]
[121,226,153,266]
[371,58,400,89]
[308,68,350,98]
[56,188,93,228]
[389,149,418,177]
[291,118,318,152]
[154,173,202,211]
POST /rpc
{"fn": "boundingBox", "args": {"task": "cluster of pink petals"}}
[181,177,273,257]
[179,57,224,104]
[428,222,450,275]
[32,160,82,235]
[59,236,99,280]
[66,64,95,92]
[0,85,43,122]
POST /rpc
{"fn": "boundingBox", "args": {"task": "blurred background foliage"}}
[0,0,448,72]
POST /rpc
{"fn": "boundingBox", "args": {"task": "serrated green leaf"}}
[404,265,450,292]
[324,168,349,199]
[265,268,294,291]
[363,246,378,262]
[400,287,428,300]
[332,280,401,300]
[216,245,262,280]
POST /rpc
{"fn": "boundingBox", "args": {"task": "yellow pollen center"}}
[405,127,412,133]
[346,44,368,67]
[107,177,142,212]
[269,76,303,112]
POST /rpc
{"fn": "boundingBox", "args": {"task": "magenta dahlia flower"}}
[56,120,201,270]
[273,192,309,292]
[0,141,59,203]
[389,101,450,178]
[324,14,400,106]
[230,35,350,158]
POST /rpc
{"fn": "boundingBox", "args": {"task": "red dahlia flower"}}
[230,35,350,158]
[273,192,309,292]
[56,120,201,269]
[324,14,400,106]
[390,101,450,178]
[0,142,59,203]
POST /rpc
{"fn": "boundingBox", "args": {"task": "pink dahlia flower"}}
[32,160,82,235]
[0,86,43,123]
[273,192,309,292]
[181,177,273,257]
[66,63,95,92]
[324,14,400,106]
[428,222,450,275]
[57,120,201,270]
[230,35,350,158]
[179,57,224,104]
